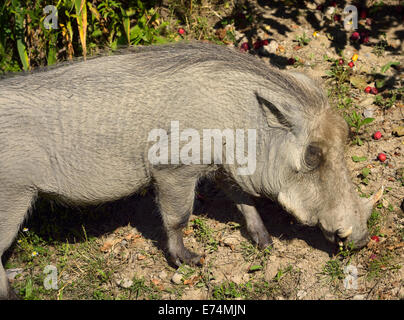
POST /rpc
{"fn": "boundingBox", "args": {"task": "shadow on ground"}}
[4,179,337,265]
[214,0,403,69]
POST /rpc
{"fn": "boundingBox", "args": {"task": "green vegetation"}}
[0,0,172,73]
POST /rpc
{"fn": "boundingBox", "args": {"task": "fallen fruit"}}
[351,54,358,61]
[240,42,249,51]
[371,87,378,95]
[178,28,185,35]
[348,61,354,68]
[371,235,380,242]
[351,32,360,41]
[338,58,344,65]
[378,153,387,162]
[364,86,372,93]
[373,131,382,140]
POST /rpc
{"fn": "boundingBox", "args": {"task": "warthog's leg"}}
[0,187,36,300]
[218,181,271,249]
[154,170,202,266]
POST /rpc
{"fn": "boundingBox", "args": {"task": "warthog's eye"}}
[304,144,323,170]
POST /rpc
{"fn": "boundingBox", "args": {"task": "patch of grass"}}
[325,55,351,89]
[212,281,246,299]
[374,88,403,109]
[191,217,218,252]
[366,253,401,280]
[128,276,162,300]
[372,34,388,57]
[240,241,271,263]
[368,209,382,236]
[321,259,344,283]
[273,265,293,282]
[212,280,273,300]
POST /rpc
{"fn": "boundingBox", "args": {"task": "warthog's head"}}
[252,71,381,249]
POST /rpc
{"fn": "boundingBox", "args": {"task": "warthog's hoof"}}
[171,247,204,267]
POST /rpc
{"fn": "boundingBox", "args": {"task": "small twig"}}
[366,277,382,299]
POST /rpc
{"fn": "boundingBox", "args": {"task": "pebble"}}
[262,40,278,55]
[158,270,168,280]
[171,272,183,284]
[119,278,133,289]
[6,268,23,281]
[363,108,375,118]
[297,290,307,300]
[325,6,335,18]
[306,2,317,10]
[222,236,239,247]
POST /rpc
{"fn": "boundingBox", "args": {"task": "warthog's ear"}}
[255,92,292,130]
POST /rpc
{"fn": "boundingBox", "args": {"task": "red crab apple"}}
[371,235,380,242]
[178,28,185,35]
[378,153,387,162]
[371,87,378,95]
[338,58,344,65]
[351,32,360,41]
[373,131,382,140]
[240,42,249,51]
[364,86,372,93]
[348,61,354,68]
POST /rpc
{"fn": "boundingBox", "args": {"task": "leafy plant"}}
[296,32,310,46]
[344,111,374,145]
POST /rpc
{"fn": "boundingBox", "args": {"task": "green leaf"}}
[352,156,367,162]
[380,61,400,73]
[361,167,370,177]
[361,117,374,125]
[91,29,102,37]
[16,39,29,71]
[375,79,385,89]
[249,265,263,272]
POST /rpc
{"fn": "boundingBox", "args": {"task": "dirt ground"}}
[4,0,404,300]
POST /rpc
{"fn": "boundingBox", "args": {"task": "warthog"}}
[0,42,380,299]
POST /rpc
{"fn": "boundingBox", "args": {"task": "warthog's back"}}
[0,42,325,203]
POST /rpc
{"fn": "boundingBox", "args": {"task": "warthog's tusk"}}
[338,226,353,239]
[369,186,384,205]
